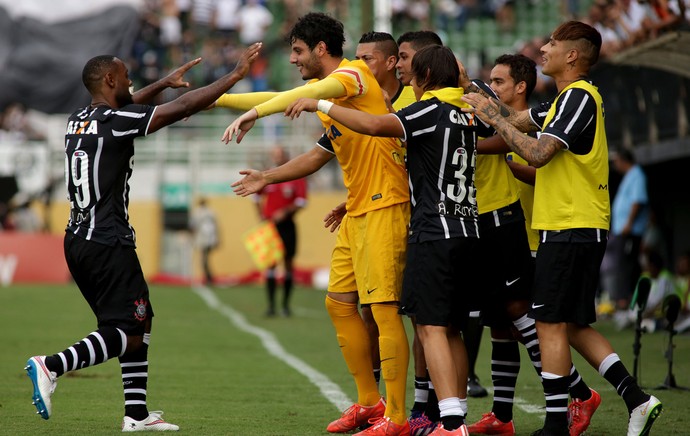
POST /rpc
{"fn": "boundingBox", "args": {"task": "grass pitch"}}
[2,283,689,435]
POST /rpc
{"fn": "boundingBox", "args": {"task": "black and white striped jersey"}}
[529,81,598,155]
[394,88,494,243]
[64,104,157,246]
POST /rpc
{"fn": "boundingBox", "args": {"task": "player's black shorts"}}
[474,220,534,327]
[529,240,606,325]
[64,232,154,336]
[400,237,479,329]
[276,219,297,259]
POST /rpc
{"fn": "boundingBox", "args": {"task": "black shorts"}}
[64,232,154,336]
[276,219,297,259]
[530,240,606,325]
[401,238,479,329]
[474,221,534,327]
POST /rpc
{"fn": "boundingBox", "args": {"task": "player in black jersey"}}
[25,43,261,432]
[467,54,598,436]
[462,21,661,436]
[286,45,493,436]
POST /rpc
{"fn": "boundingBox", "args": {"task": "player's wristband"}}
[317,100,334,115]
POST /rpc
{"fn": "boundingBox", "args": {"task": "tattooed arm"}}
[462,92,562,167]
[473,95,537,133]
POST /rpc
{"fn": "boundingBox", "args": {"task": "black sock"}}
[45,326,125,376]
[542,373,569,434]
[283,272,293,310]
[568,365,592,401]
[463,316,483,379]
[490,339,520,423]
[120,333,149,421]
[602,357,649,412]
[412,376,429,412]
[441,415,463,431]
[513,314,542,376]
[266,272,276,311]
[425,379,440,422]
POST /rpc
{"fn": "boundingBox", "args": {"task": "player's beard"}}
[300,52,323,80]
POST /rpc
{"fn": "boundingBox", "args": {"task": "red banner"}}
[0,233,70,285]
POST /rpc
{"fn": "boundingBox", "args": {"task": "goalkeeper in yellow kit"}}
[217,12,411,436]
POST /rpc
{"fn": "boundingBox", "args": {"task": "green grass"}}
[2,283,689,435]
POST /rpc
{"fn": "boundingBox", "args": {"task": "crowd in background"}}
[121,0,689,103]
[1,0,690,318]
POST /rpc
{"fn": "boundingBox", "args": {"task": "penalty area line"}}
[192,285,352,411]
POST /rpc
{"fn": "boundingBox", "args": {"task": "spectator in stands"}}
[237,0,274,45]
[214,0,241,43]
[160,0,183,57]
[437,0,472,31]
[0,102,45,141]
[584,1,626,57]
[176,0,192,32]
[618,0,650,42]
[190,0,215,39]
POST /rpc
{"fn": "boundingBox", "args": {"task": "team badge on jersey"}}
[133,298,148,321]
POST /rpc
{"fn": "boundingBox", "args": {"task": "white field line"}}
[193,285,545,417]
[192,285,353,411]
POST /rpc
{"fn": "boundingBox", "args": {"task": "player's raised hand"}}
[462,93,505,127]
[163,57,202,89]
[323,201,346,233]
[461,92,484,110]
[231,169,266,197]
[233,42,263,80]
[222,108,258,144]
[285,98,318,119]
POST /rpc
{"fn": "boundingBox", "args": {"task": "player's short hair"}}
[358,31,398,59]
[287,12,344,58]
[552,21,602,67]
[412,45,459,91]
[82,55,117,94]
[396,30,442,51]
[494,54,537,99]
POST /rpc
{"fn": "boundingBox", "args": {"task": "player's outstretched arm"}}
[133,57,202,104]
[323,202,346,233]
[286,98,404,138]
[232,169,267,197]
[232,146,332,196]
[212,92,281,110]
[147,42,262,134]
[221,78,349,143]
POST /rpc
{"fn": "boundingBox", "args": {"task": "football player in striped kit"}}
[25,42,261,432]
